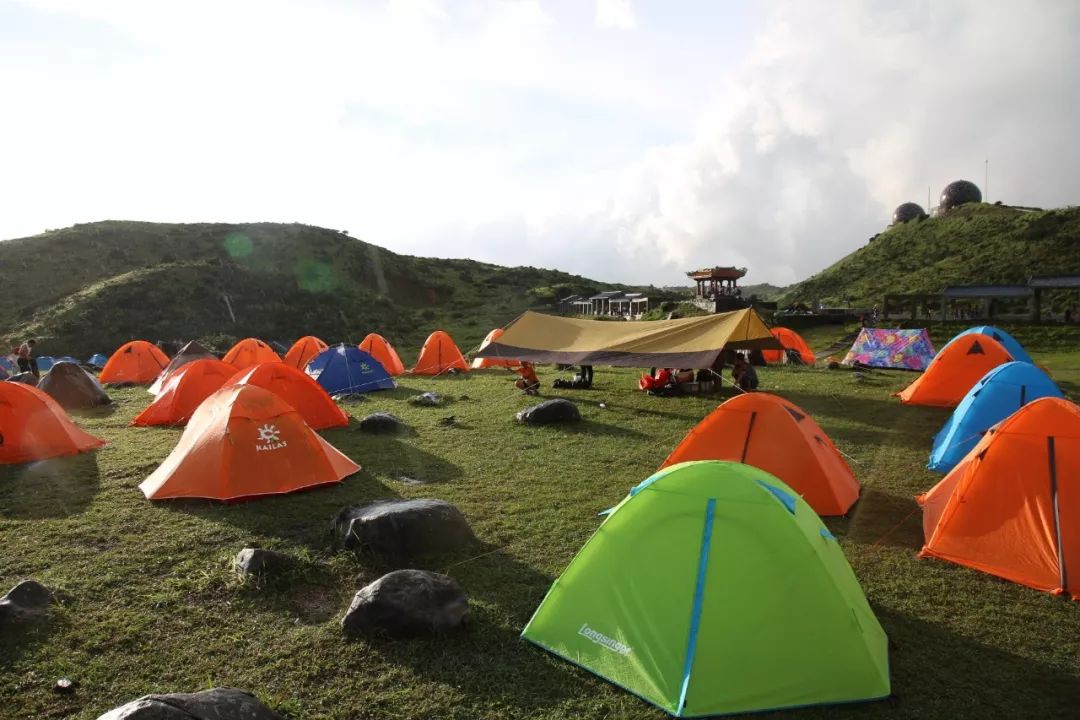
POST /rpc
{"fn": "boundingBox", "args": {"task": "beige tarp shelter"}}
[474,309,781,368]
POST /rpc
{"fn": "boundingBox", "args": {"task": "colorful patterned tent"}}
[842,328,935,371]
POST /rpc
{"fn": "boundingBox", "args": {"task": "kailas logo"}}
[255,423,287,452]
[578,623,632,656]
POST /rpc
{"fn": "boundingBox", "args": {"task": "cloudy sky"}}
[2,0,1078,286]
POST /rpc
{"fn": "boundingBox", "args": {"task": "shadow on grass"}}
[333,436,465,484]
[874,607,1080,718]
[159,470,403,548]
[0,452,102,519]
[846,488,924,550]
[525,419,650,439]
[349,549,591,715]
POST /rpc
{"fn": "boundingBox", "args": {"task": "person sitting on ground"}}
[14,338,38,377]
[514,362,540,395]
[674,368,695,385]
[639,367,672,392]
[732,356,759,392]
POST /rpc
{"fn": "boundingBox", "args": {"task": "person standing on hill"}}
[14,339,37,376]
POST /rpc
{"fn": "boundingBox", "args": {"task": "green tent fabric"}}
[521,461,890,717]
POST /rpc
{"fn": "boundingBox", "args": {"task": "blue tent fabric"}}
[928,361,1063,473]
[36,356,56,372]
[305,344,395,395]
[87,353,109,369]
[946,326,1032,364]
[0,356,14,373]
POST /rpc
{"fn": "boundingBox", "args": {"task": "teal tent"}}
[522,461,890,717]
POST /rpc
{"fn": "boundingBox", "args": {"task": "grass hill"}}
[0,221,619,359]
[781,204,1080,307]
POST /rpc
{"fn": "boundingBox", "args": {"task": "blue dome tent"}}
[305,344,395,395]
[928,361,1063,473]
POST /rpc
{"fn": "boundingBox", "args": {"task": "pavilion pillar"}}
[1031,289,1042,323]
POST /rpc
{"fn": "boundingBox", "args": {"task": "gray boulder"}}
[341,569,468,638]
[358,412,408,433]
[334,499,476,558]
[516,398,581,424]
[409,392,443,407]
[0,580,52,625]
[233,548,294,577]
[7,372,38,386]
[96,688,283,720]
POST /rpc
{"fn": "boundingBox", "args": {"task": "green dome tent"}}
[521,461,890,717]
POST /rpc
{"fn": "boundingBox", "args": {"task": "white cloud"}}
[595,0,637,30]
[1,0,1078,290]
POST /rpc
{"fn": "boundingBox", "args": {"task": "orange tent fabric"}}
[359,333,405,376]
[761,327,816,365]
[222,338,282,370]
[0,383,106,464]
[99,340,170,384]
[226,362,348,430]
[139,384,359,501]
[897,334,1012,407]
[131,358,236,427]
[411,330,468,375]
[472,328,517,369]
[661,393,860,515]
[149,341,217,395]
[283,336,328,370]
[917,397,1080,599]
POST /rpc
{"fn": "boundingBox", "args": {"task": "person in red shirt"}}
[514,362,540,395]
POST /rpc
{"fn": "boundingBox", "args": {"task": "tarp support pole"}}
[677,498,716,716]
[1048,437,1068,593]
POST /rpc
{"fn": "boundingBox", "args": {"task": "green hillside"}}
[0,221,617,359]
[782,204,1080,307]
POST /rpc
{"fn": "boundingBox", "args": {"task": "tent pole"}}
[1048,437,1068,593]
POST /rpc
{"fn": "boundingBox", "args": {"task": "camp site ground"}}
[1,322,1079,719]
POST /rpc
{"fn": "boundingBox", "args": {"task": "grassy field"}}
[3,327,1080,719]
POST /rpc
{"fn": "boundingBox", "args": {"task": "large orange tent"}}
[131,358,236,427]
[660,393,860,515]
[411,330,468,375]
[283,336,328,370]
[222,338,281,370]
[139,385,359,501]
[761,327,816,365]
[359,333,405,376]
[149,341,218,395]
[917,396,1080,599]
[0,383,106,464]
[471,328,518,369]
[226,362,348,430]
[99,340,170,385]
[897,333,1012,407]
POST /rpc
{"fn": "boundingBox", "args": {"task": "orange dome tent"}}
[222,338,281,370]
[226,362,348,430]
[0,383,106,464]
[660,393,860,515]
[917,397,1080,599]
[359,333,405,376]
[132,358,236,427]
[761,327,816,365]
[99,340,170,384]
[283,336,328,370]
[139,384,360,501]
[471,328,518,369]
[411,330,468,375]
[897,333,1012,407]
[149,341,218,395]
